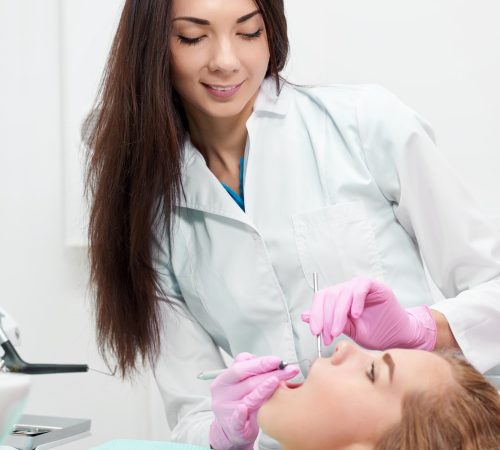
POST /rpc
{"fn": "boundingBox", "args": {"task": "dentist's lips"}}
[202,81,243,98]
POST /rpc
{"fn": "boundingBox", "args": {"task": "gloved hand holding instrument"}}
[209,352,300,450]
[301,277,437,351]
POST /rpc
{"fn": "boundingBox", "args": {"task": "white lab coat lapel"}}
[176,77,291,229]
[176,141,254,227]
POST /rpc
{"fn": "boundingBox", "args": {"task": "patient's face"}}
[258,342,453,450]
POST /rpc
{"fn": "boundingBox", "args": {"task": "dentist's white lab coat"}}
[152,77,500,449]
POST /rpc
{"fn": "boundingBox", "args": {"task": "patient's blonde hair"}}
[375,352,500,450]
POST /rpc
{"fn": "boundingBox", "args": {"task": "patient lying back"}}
[258,342,500,450]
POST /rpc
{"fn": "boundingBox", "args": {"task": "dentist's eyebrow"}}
[382,353,395,383]
[172,10,261,26]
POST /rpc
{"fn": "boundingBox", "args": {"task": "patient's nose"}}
[330,341,365,365]
[331,341,359,364]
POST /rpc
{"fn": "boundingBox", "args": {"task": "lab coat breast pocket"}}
[292,202,385,289]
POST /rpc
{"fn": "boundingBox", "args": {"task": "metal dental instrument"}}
[197,359,310,381]
[313,272,322,358]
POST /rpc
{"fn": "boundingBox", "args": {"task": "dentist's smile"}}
[201,81,244,98]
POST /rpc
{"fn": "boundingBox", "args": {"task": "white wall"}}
[0,1,499,449]
[61,0,124,247]
[0,1,169,449]
[283,0,500,223]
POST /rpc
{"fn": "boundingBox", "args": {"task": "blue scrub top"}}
[221,156,245,211]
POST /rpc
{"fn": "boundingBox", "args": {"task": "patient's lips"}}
[281,381,304,390]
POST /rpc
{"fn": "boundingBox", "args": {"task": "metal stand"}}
[3,415,91,450]
[33,431,91,449]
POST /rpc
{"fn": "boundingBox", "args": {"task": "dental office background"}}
[1,0,499,449]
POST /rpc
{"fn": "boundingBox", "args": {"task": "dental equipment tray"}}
[4,414,91,450]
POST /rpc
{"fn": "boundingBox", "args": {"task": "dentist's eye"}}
[366,361,375,383]
[240,28,263,40]
[177,35,204,46]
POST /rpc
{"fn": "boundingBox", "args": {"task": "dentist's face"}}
[258,342,454,450]
[169,0,270,119]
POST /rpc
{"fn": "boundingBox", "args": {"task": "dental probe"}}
[197,359,309,381]
[313,272,322,358]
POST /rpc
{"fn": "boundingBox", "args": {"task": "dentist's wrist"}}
[406,305,437,351]
[209,420,254,450]
[430,309,460,351]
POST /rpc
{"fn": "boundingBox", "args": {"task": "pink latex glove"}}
[301,277,437,351]
[209,352,300,450]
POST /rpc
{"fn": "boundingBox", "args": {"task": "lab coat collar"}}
[175,77,292,225]
[252,76,291,116]
[177,140,253,226]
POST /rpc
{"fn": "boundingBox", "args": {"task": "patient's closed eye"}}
[366,361,375,383]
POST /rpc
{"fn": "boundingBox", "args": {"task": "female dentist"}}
[85,0,500,449]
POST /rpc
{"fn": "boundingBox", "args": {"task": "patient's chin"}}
[257,396,272,428]
[257,403,281,443]
[257,392,280,433]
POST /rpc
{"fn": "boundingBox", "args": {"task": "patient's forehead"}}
[389,349,454,392]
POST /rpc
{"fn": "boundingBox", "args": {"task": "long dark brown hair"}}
[85,0,289,377]
[375,352,500,449]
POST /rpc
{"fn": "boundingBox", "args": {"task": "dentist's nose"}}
[208,38,240,73]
